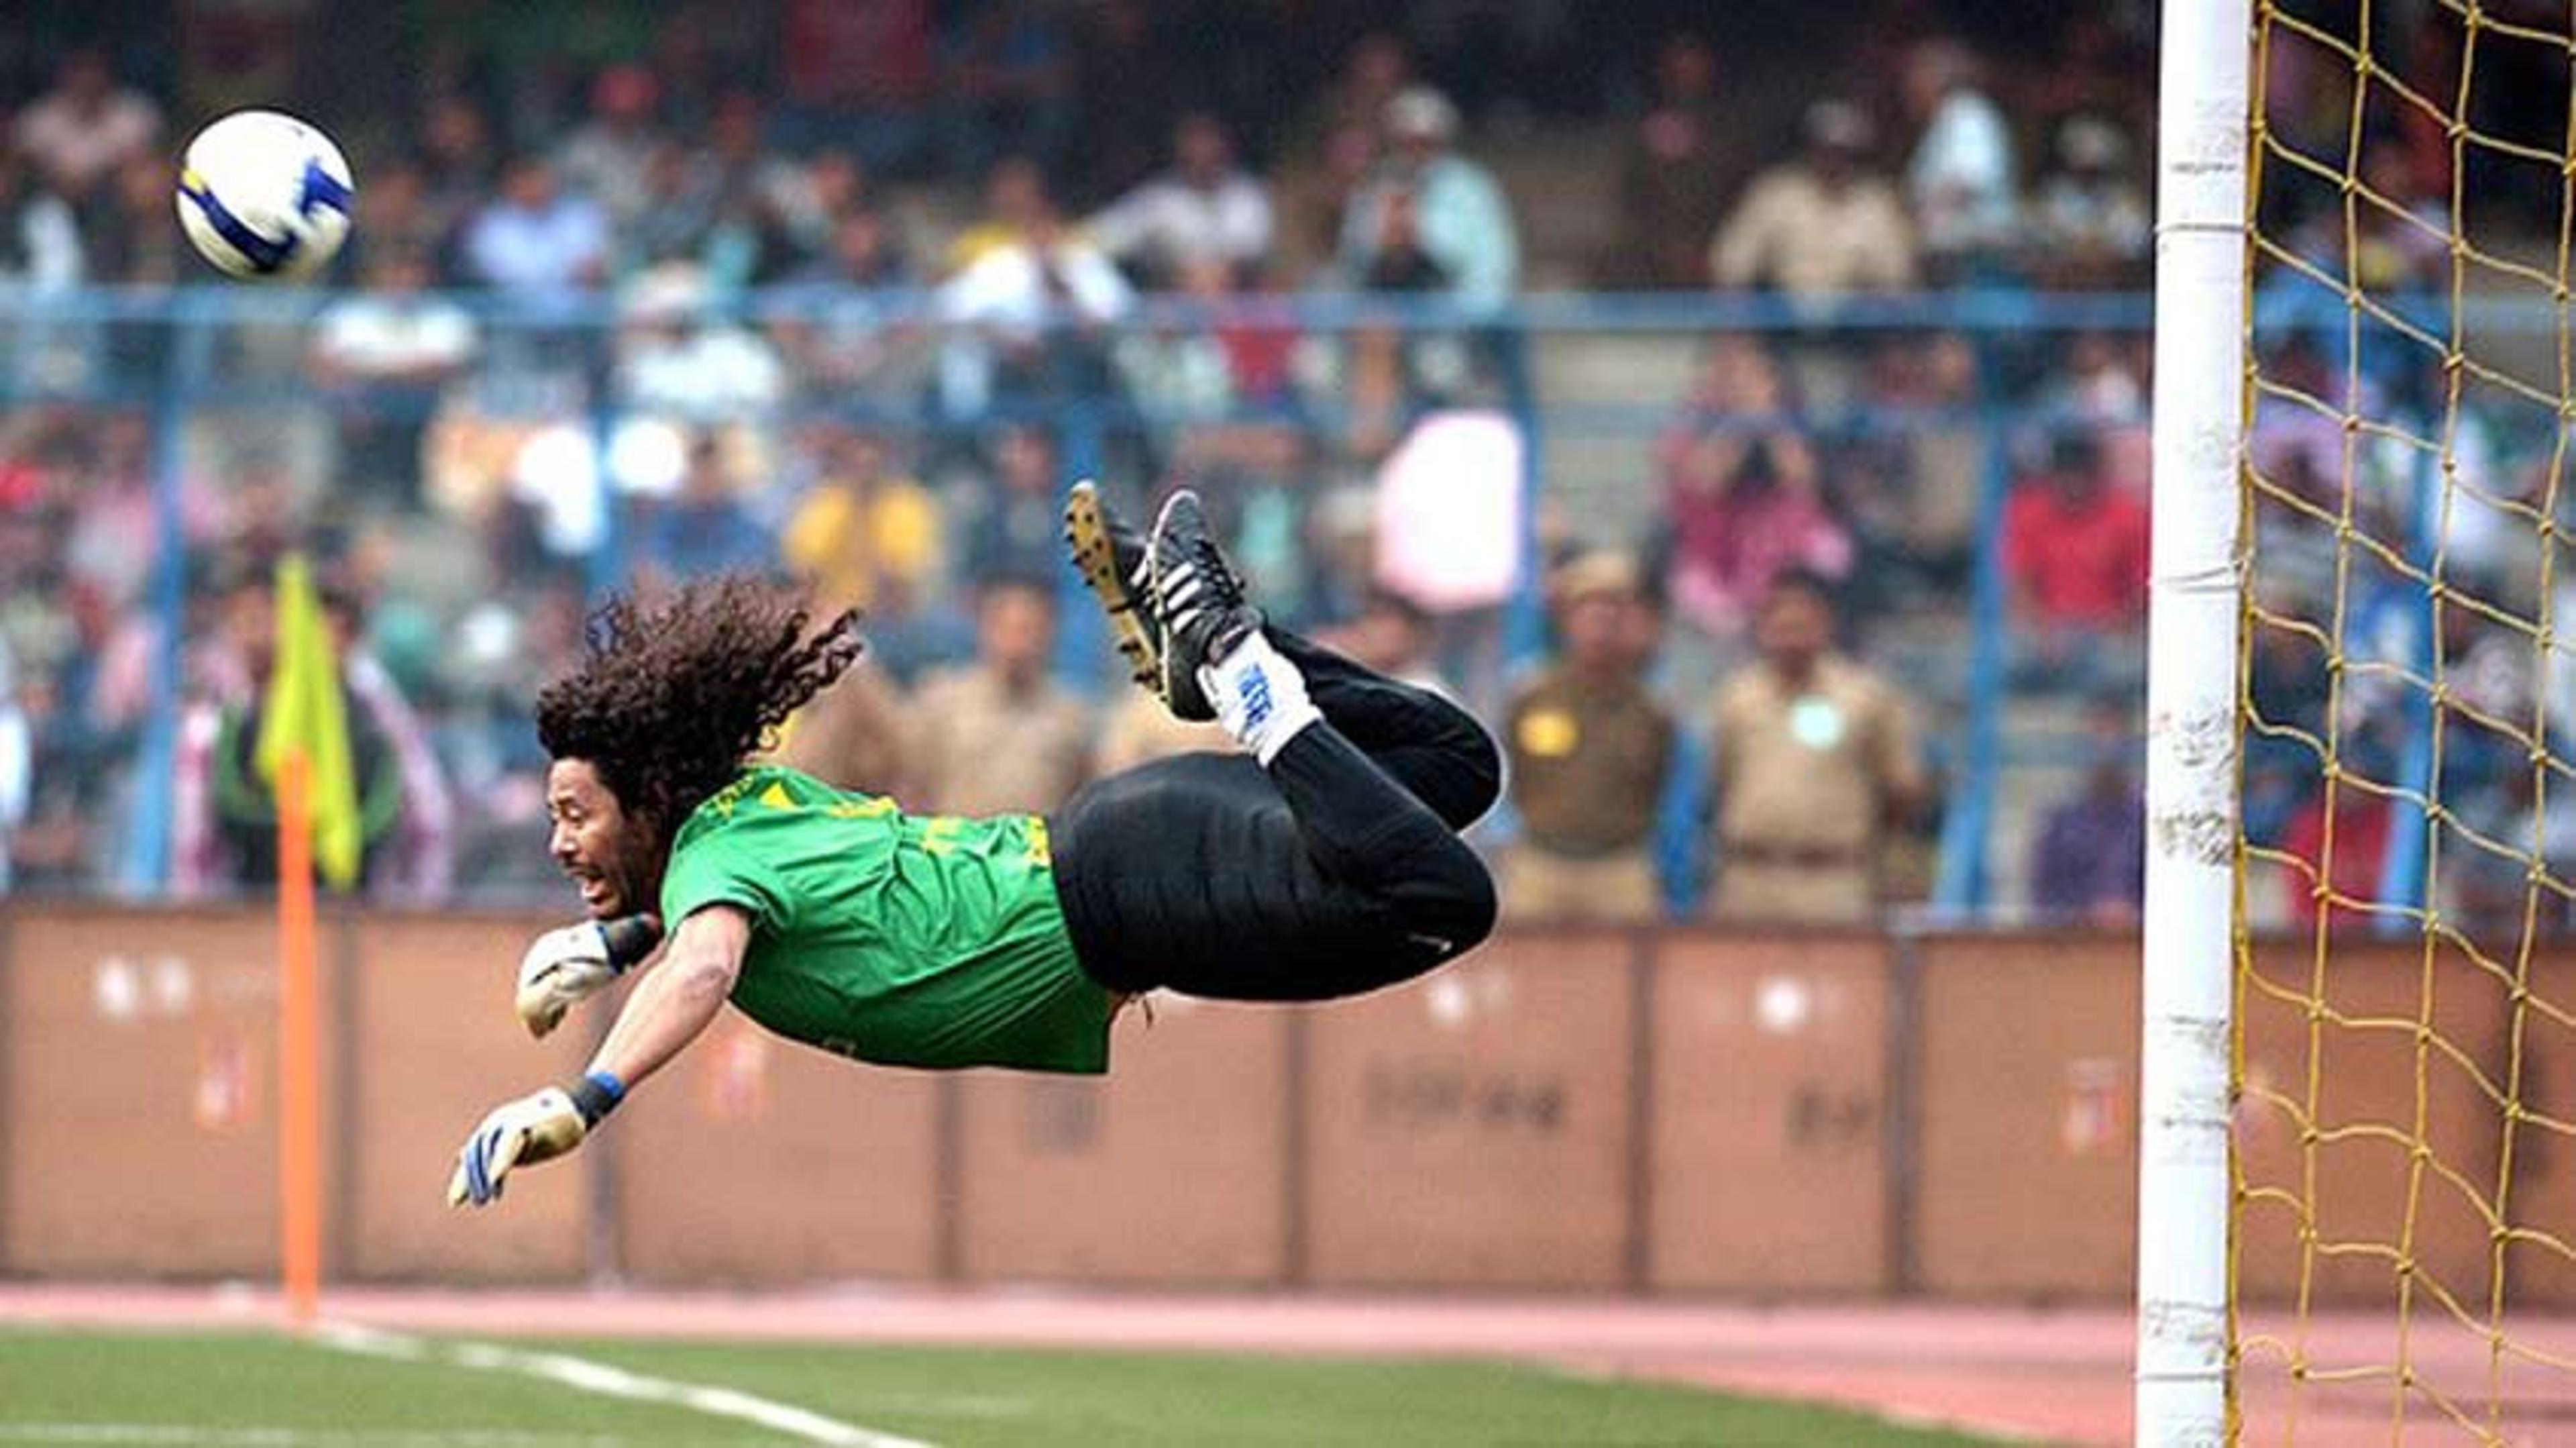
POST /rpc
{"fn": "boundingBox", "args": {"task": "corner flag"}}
[254,554,362,889]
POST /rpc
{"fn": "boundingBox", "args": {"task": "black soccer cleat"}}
[1063,480,1162,693]
[1148,488,1261,723]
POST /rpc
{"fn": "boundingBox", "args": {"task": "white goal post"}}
[2139,0,2252,1442]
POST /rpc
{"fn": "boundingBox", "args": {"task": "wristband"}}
[568,1068,627,1126]
[596,915,664,973]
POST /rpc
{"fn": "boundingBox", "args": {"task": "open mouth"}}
[567,870,612,911]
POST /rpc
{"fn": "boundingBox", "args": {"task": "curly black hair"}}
[535,574,865,842]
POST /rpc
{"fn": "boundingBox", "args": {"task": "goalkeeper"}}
[449,488,1499,1206]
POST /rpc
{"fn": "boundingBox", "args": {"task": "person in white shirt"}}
[1085,112,1272,287]
[937,184,1134,417]
[1901,40,2017,281]
[1711,99,1917,298]
[13,52,159,195]
[311,246,479,507]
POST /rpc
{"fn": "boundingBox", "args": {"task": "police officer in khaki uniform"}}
[909,575,1096,816]
[1500,550,1675,923]
[1709,569,1925,923]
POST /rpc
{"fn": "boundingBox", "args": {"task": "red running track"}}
[9,1286,2576,1445]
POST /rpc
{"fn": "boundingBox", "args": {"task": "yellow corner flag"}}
[254,554,363,890]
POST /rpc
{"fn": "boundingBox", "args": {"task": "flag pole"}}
[276,744,323,1327]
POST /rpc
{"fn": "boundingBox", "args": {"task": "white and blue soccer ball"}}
[174,110,356,282]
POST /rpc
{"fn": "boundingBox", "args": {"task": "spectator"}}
[339,158,446,280]
[1707,570,1927,923]
[1113,260,1240,418]
[935,173,1133,416]
[768,207,930,409]
[2027,700,2146,923]
[1660,335,1853,645]
[945,155,1053,274]
[1501,550,1676,923]
[1338,86,1520,306]
[773,658,912,800]
[906,575,1093,815]
[2030,113,2151,291]
[1272,117,1380,285]
[174,569,451,899]
[1711,99,1917,297]
[1292,31,1414,159]
[1900,39,2017,284]
[310,245,479,509]
[703,90,832,286]
[614,266,786,423]
[2002,431,2150,689]
[780,427,943,614]
[557,64,665,232]
[957,423,1066,584]
[1315,586,1451,695]
[13,52,159,196]
[461,154,610,298]
[0,149,84,291]
[639,435,773,584]
[614,138,723,278]
[1096,685,1234,774]
[1086,112,1273,288]
[1834,333,1979,610]
[1603,34,1737,291]
[417,94,500,251]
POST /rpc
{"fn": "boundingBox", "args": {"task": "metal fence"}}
[0,285,2176,916]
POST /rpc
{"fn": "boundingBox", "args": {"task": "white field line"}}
[312,1322,938,1448]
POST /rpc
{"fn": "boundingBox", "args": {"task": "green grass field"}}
[0,1327,2006,1447]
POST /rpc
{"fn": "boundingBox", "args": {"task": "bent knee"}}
[1410,837,1497,950]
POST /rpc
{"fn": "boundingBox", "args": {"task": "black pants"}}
[1050,631,1501,1000]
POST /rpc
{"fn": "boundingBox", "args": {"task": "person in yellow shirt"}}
[779,428,941,613]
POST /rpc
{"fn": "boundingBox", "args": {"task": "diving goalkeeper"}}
[448,487,1500,1206]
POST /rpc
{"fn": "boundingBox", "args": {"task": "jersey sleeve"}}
[658,821,793,935]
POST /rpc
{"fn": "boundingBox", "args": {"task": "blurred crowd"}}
[3,0,2556,937]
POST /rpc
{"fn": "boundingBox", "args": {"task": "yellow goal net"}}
[2153,0,2576,1442]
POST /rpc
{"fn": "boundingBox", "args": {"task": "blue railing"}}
[0,285,2204,914]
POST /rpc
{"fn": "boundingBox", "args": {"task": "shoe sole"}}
[1063,480,1159,690]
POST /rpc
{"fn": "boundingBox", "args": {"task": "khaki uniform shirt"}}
[1709,654,1921,922]
[1710,169,1919,298]
[1505,666,1674,857]
[1096,690,1236,775]
[772,666,911,799]
[907,666,1095,817]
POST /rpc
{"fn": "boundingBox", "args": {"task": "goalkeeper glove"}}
[514,914,663,1038]
[447,1070,625,1208]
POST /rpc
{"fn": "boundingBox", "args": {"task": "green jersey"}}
[657,766,1110,1074]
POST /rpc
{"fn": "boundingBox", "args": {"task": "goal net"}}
[2149,0,2576,1442]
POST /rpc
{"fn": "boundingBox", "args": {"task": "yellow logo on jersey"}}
[758,781,798,811]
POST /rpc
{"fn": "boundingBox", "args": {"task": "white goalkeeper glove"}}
[447,1070,625,1208]
[515,914,663,1038]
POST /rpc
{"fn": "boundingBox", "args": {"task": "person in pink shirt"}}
[1658,335,1854,649]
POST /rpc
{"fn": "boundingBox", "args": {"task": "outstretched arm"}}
[449,905,750,1208]
[587,904,750,1094]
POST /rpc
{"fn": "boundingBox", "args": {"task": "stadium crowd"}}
[2,1,2548,935]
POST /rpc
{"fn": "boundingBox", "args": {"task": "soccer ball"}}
[174,110,356,281]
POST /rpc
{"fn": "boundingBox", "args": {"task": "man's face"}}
[547,758,658,919]
[1757,588,1832,669]
[978,586,1055,678]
